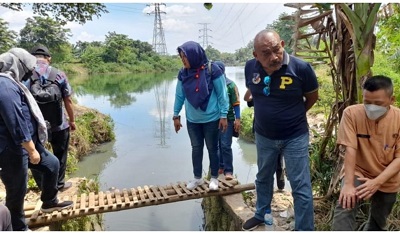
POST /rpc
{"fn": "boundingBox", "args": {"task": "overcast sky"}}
[0,2,295,54]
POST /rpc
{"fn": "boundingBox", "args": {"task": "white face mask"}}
[364,104,388,120]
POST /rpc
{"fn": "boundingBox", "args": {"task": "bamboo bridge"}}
[24,178,254,228]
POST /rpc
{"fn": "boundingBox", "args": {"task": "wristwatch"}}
[172,115,181,120]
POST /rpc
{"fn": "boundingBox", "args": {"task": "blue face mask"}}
[364,104,388,120]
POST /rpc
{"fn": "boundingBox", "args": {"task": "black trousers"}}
[49,127,70,189]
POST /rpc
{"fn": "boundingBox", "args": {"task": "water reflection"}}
[153,80,172,147]
[72,72,176,108]
[236,138,257,165]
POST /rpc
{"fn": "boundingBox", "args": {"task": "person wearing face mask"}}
[332,75,400,231]
[0,48,73,231]
[28,45,76,192]
[242,29,319,231]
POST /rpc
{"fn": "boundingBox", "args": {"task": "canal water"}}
[70,67,266,230]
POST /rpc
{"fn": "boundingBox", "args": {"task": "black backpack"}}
[30,67,63,127]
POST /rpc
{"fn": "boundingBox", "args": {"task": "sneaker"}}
[209,178,219,191]
[41,200,73,213]
[187,178,204,190]
[218,168,224,174]
[242,217,264,231]
[225,173,233,180]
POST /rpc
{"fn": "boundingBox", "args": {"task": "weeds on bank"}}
[240,108,255,143]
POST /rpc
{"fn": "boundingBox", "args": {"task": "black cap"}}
[31,45,51,57]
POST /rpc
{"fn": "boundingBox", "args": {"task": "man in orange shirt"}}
[332,75,400,230]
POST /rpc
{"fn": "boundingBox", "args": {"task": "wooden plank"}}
[80,193,87,213]
[72,194,79,216]
[218,180,227,190]
[298,10,333,28]
[98,191,105,210]
[106,191,113,207]
[24,204,36,211]
[195,185,205,194]
[61,195,70,216]
[219,179,234,188]
[179,182,193,195]
[130,188,139,204]
[88,192,95,210]
[114,189,123,207]
[200,181,209,192]
[52,211,60,221]
[46,212,52,222]
[144,185,155,202]
[122,189,132,207]
[172,184,184,197]
[158,186,169,200]
[30,200,43,220]
[150,186,163,201]
[137,186,146,202]
[184,182,198,195]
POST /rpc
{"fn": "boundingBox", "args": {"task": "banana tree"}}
[333,3,381,103]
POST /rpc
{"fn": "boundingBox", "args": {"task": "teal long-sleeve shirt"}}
[173,74,229,123]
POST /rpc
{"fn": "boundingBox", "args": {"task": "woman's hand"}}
[174,119,182,133]
[219,118,228,133]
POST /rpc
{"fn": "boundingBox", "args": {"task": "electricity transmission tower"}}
[154,81,170,148]
[199,23,212,48]
[147,3,168,55]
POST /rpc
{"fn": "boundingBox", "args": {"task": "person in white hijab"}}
[0,48,73,230]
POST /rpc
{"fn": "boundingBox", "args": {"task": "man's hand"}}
[28,150,41,165]
[338,183,358,209]
[234,119,241,133]
[69,121,76,131]
[219,118,228,133]
[21,140,40,164]
[174,119,182,133]
[355,177,380,200]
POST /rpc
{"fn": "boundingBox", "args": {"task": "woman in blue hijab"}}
[173,41,229,191]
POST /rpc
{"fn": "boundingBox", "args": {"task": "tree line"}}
[0,3,297,74]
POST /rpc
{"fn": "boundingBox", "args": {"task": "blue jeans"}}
[186,120,220,179]
[0,143,59,231]
[254,132,314,231]
[218,120,234,174]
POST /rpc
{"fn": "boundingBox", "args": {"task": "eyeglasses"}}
[263,76,271,96]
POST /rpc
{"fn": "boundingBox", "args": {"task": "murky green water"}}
[70,68,262,230]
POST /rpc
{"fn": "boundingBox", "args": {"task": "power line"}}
[210,3,226,26]
[212,4,235,33]
[216,4,248,39]
[213,4,252,41]
[242,5,280,38]
[213,3,280,51]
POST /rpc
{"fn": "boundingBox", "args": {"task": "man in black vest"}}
[29,45,76,191]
